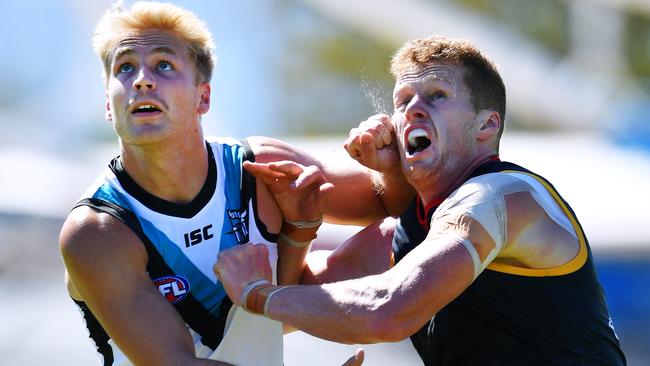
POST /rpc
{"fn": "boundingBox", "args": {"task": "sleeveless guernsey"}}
[72,136,283,366]
[393,160,626,366]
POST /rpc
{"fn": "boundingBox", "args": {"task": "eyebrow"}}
[398,72,454,86]
[113,46,178,63]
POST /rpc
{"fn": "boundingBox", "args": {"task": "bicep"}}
[379,233,477,338]
[303,218,395,284]
[60,208,195,365]
[248,136,386,225]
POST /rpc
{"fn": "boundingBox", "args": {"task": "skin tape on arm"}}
[429,233,482,280]
[431,173,539,275]
[431,172,579,277]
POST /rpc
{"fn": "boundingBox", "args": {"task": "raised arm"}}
[343,114,415,218]
[248,115,414,227]
[244,159,396,286]
[60,207,231,366]
[245,160,334,285]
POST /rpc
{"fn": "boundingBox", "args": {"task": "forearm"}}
[277,245,309,285]
[277,221,320,285]
[321,164,391,226]
[248,136,390,225]
[372,169,415,218]
[266,275,397,344]
[302,218,395,285]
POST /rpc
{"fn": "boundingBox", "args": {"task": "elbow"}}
[360,303,418,343]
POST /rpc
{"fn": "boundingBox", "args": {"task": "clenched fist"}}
[344,114,400,173]
[214,243,273,306]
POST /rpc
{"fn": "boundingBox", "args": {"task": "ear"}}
[105,94,113,122]
[476,110,500,142]
[197,82,211,115]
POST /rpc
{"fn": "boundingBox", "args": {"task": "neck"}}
[420,151,498,206]
[120,133,209,204]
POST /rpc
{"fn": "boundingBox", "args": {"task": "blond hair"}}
[391,36,506,136]
[93,1,215,84]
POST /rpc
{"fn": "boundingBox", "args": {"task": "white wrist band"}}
[239,279,270,310]
[284,218,323,229]
[263,285,292,316]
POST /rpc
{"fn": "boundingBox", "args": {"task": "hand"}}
[341,348,364,366]
[214,243,273,306]
[243,160,334,222]
[344,114,400,173]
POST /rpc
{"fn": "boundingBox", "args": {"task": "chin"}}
[403,159,437,186]
[122,125,173,145]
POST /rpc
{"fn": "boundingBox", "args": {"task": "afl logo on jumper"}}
[153,275,190,304]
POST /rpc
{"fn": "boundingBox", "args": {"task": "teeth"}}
[137,104,155,110]
[406,128,432,154]
[407,128,428,148]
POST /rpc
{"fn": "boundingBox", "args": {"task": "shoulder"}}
[432,173,537,250]
[434,173,527,217]
[61,206,131,245]
[459,172,532,201]
[60,206,147,276]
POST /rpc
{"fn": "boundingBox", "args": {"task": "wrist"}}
[284,217,323,229]
[239,279,270,310]
[281,219,321,242]
[278,232,313,248]
[240,279,291,316]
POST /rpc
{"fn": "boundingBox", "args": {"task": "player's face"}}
[391,62,480,192]
[105,31,210,144]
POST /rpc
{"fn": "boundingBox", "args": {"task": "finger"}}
[245,161,303,179]
[267,161,304,177]
[367,114,392,147]
[341,348,364,366]
[378,122,392,147]
[378,114,394,132]
[367,130,385,150]
[317,182,335,209]
[252,242,270,257]
[344,129,364,159]
[355,121,384,150]
[358,138,379,167]
[294,168,333,209]
[243,162,286,184]
[364,117,391,148]
[291,165,325,188]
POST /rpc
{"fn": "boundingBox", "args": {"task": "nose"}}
[133,68,156,91]
[405,95,429,121]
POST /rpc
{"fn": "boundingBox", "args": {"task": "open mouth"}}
[406,128,432,155]
[132,104,161,114]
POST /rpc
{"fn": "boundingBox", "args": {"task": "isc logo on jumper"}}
[153,275,190,304]
[184,224,214,247]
